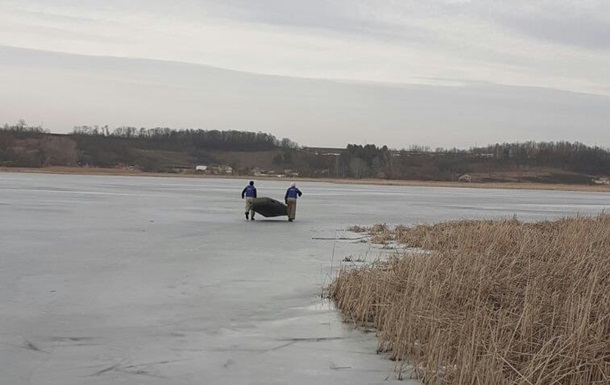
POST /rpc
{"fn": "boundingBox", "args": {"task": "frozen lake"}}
[1,173,608,385]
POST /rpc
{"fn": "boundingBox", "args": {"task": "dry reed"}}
[331,214,610,384]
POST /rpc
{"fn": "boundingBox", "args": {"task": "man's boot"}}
[245,212,249,220]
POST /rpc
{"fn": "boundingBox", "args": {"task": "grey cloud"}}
[459,0,610,50]
[204,0,360,29]
[336,1,610,51]
[495,13,610,50]
[11,0,429,41]
[1,46,609,149]
[7,0,610,51]
[205,0,610,50]
[197,0,433,43]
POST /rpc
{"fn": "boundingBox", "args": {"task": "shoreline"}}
[1,166,609,193]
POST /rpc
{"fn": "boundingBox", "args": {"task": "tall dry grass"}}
[331,214,610,384]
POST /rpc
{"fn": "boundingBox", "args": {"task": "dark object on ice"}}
[251,197,288,217]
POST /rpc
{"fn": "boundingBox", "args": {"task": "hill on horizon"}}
[1,123,609,185]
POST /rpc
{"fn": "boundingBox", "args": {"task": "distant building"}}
[196,164,233,175]
[458,174,472,183]
[592,177,609,185]
[284,169,300,177]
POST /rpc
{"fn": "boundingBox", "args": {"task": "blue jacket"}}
[285,186,302,199]
[242,185,257,198]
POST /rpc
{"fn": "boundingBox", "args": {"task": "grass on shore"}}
[333,215,610,384]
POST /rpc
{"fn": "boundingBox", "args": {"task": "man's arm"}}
[253,187,257,198]
[241,187,247,199]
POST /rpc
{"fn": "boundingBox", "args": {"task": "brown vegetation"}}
[331,215,610,384]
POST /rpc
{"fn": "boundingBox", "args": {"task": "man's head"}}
[249,181,254,186]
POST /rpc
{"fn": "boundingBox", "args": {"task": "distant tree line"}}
[1,121,609,183]
[475,141,610,175]
[1,120,48,136]
[335,144,392,178]
[0,121,76,167]
[331,141,610,181]
[72,125,297,151]
[66,125,299,171]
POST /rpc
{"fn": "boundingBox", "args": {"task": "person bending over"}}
[284,182,302,222]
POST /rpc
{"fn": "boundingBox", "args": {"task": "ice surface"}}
[1,173,608,384]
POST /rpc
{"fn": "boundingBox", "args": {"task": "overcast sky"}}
[1,0,609,149]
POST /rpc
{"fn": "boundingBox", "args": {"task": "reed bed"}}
[331,214,610,384]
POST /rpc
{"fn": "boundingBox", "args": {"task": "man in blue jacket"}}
[241,181,257,220]
[284,182,302,222]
